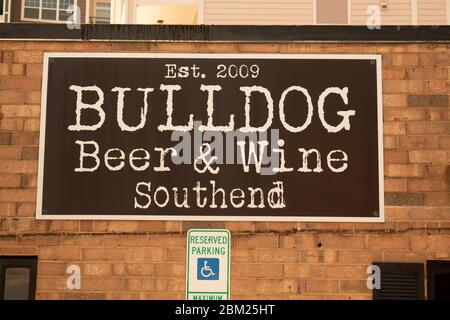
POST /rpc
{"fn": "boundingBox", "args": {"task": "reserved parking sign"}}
[186,229,230,300]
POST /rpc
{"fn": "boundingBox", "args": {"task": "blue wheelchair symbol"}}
[197,258,219,280]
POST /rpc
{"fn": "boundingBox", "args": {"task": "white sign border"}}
[186,229,231,300]
[36,52,384,222]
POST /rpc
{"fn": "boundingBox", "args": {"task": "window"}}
[315,0,349,25]
[2,0,10,23]
[427,260,450,300]
[0,257,37,300]
[23,0,75,22]
[93,2,111,24]
[373,262,424,300]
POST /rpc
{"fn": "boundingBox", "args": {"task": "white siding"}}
[193,0,450,25]
[417,0,447,25]
[351,0,412,25]
[204,0,313,25]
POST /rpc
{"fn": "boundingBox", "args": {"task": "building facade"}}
[0,24,449,299]
[1,0,450,25]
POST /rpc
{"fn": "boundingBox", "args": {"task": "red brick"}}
[256,248,299,263]
[0,118,24,131]
[25,64,43,77]
[425,165,449,178]
[383,68,406,80]
[37,277,66,291]
[22,146,39,160]
[0,160,37,173]
[82,248,126,261]
[425,192,450,206]
[0,173,21,187]
[383,250,426,262]
[0,78,41,90]
[385,164,425,178]
[0,132,11,144]
[425,81,448,94]
[82,263,112,276]
[385,206,408,220]
[17,234,59,245]
[113,263,153,276]
[2,51,14,63]
[126,278,167,292]
[367,235,409,249]
[64,292,106,300]
[0,202,16,216]
[10,132,39,145]
[93,221,138,233]
[283,264,323,278]
[50,221,80,232]
[153,263,184,277]
[9,64,26,76]
[339,280,370,293]
[267,222,298,232]
[25,91,41,104]
[0,246,37,255]
[385,178,408,192]
[407,67,447,80]
[419,53,448,66]
[38,247,80,260]
[384,150,408,163]
[234,234,278,248]
[410,235,450,250]
[408,207,450,221]
[0,188,35,201]
[338,250,382,264]
[409,150,450,163]
[147,234,185,247]
[0,146,22,159]
[0,63,8,76]
[38,262,66,275]
[384,122,406,135]
[137,221,166,233]
[280,234,319,249]
[231,279,255,293]
[81,278,124,292]
[23,118,40,131]
[166,247,186,262]
[60,234,103,246]
[384,108,425,121]
[384,136,397,149]
[15,219,49,232]
[229,248,254,263]
[305,280,339,293]
[408,179,449,192]
[390,54,419,66]
[425,108,450,121]
[241,264,283,278]
[255,279,298,294]
[223,221,254,232]
[13,51,43,64]
[397,136,440,149]
[125,247,165,262]
[301,250,337,263]
[0,91,26,104]
[318,235,365,249]
[104,235,147,247]
[383,95,408,107]
[440,137,450,149]
[80,221,94,232]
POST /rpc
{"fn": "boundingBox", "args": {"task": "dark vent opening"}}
[373,262,424,300]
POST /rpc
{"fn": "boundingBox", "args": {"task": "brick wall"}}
[0,40,449,300]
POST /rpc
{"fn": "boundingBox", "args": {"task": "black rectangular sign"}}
[37,53,384,221]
